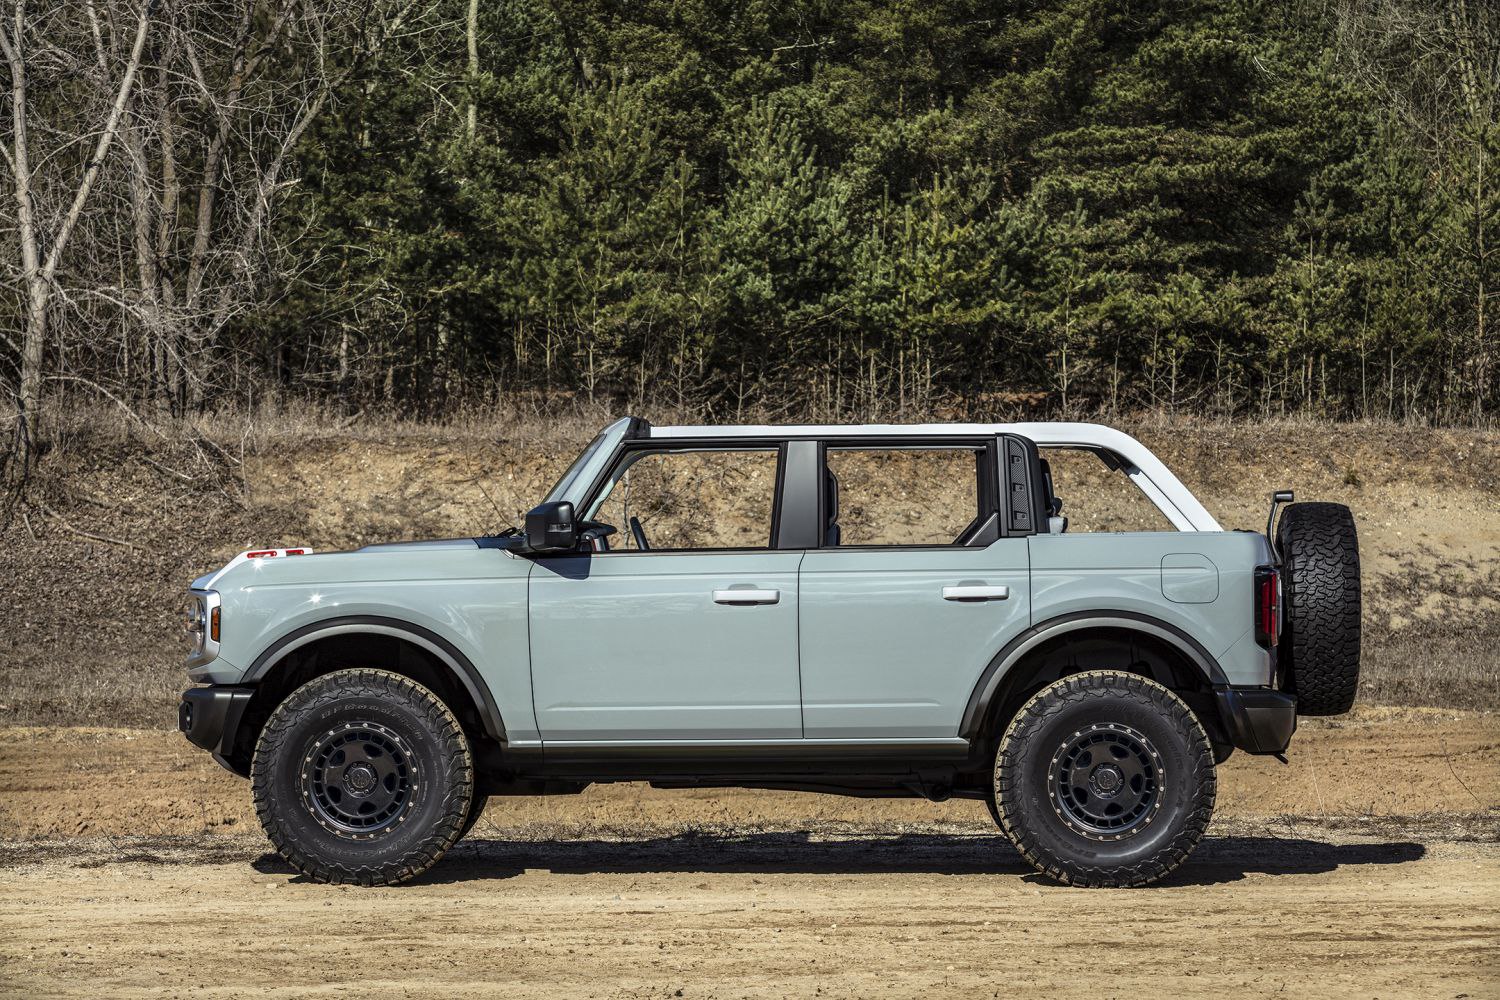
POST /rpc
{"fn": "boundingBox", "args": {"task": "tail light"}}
[1254,565,1280,648]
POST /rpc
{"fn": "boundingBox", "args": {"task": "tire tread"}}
[1277,502,1361,716]
[251,668,473,886]
[994,670,1216,888]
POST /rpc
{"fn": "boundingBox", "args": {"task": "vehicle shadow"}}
[252,831,1426,888]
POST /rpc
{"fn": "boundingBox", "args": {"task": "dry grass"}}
[1361,626,1500,708]
[1,405,1496,726]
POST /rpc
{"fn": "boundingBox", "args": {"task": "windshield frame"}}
[541,417,637,505]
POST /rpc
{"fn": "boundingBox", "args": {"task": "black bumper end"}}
[179,686,254,758]
[1214,687,1297,755]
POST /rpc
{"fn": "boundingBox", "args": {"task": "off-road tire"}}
[984,786,1003,831]
[994,671,1216,888]
[1276,502,1361,716]
[457,795,488,842]
[252,669,473,886]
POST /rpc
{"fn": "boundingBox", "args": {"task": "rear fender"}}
[958,611,1228,741]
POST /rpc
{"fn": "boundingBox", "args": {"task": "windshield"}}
[542,418,635,504]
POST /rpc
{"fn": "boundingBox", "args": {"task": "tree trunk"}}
[3,0,153,472]
[3,9,42,467]
[466,0,479,140]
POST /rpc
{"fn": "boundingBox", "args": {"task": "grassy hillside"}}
[1,411,1496,727]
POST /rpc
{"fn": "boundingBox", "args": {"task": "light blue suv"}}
[179,418,1361,886]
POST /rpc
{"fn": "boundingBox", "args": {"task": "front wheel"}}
[994,671,1216,887]
[456,794,488,842]
[252,669,474,886]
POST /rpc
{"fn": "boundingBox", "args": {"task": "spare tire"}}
[1275,502,1361,715]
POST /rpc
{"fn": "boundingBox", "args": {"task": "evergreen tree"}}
[108,0,1493,422]
[709,98,854,398]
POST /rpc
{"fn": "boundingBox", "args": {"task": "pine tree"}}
[708,98,854,400]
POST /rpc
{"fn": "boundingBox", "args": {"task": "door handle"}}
[713,588,780,605]
[942,585,1010,602]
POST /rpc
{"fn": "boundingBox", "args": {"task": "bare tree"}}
[466,0,479,140]
[0,0,432,491]
[1,0,154,481]
[129,0,430,410]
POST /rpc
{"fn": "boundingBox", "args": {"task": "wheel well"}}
[223,632,498,775]
[968,626,1226,762]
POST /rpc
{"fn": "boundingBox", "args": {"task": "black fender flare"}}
[958,610,1229,741]
[244,615,507,742]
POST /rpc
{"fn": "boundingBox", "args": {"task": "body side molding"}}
[958,610,1230,740]
[244,615,506,741]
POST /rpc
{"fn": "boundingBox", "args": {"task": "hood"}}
[192,538,483,592]
[355,538,481,553]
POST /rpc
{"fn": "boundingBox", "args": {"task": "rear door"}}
[796,439,1032,739]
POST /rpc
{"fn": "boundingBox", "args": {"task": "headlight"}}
[185,598,205,632]
[185,590,221,660]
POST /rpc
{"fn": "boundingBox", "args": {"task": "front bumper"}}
[179,686,254,762]
[1214,686,1297,755]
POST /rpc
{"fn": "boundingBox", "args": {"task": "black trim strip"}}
[244,616,507,741]
[777,439,823,548]
[517,744,972,782]
[538,740,970,762]
[958,610,1231,739]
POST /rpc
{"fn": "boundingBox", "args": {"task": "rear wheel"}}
[252,668,473,886]
[994,671,1215,887]
[983,786,1003,831]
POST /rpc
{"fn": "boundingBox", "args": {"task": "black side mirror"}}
[525,501,578,552]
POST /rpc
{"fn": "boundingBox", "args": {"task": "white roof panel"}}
[649,421,1221,531]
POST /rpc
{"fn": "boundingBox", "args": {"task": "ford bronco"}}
[179,418,1361,887]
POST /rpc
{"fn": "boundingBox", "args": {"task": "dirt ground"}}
[1,706,1496,840]
[2,830,1495,999]
[3,708,1498,998]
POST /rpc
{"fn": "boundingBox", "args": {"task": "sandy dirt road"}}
[2,708,1498,998]
[2,828,1497,999]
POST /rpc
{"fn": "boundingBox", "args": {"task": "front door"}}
[797,442,1032,739]
[528,444,803,742]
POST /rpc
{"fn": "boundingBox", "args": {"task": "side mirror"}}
[525,501,578,552]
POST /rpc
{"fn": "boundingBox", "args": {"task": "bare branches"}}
[0,133,14,176]
[466,0,479,139]
[84,0,108,73]
[34,498,144,549]
[2,0,156,484]
[1334,0,1499,151]
[43,0,152,284]
[0,0,433,464]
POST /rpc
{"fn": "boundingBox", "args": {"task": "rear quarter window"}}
[1041,448,1174,532]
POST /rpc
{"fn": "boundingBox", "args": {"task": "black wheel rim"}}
[300,721,417,839]
[1047,722,1163,841]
